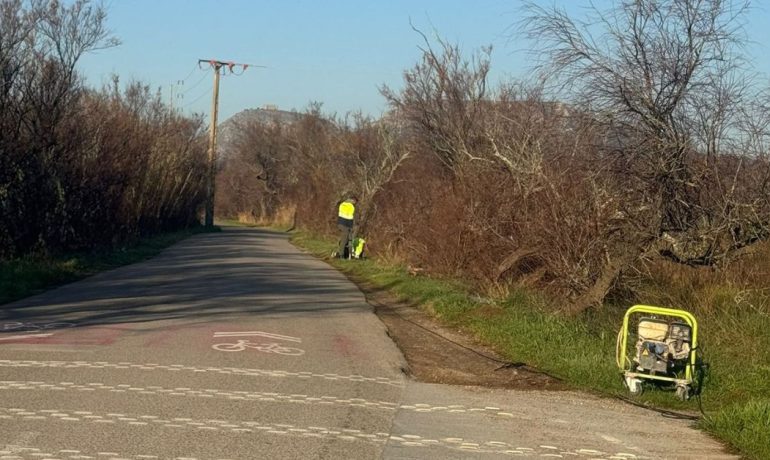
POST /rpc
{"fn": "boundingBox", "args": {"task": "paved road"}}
[0,227,735,459]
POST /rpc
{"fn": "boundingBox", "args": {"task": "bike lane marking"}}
[0,380,527,419]
[212,331,302,343]
[0,360,405,387]
[1,322,76,332]
[1,322,73,345]
[210,331,305,355]
[0,446,236,460]
[0,333,54,341]
[0,322,123,347]
[0,407,629,459]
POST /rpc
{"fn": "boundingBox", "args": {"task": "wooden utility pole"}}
[198,59,260,227]
[204,63,221,227]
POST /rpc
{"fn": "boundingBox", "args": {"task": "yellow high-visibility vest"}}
[338,201,355,220]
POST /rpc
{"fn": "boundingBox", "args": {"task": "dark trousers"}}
[337,224,353,258]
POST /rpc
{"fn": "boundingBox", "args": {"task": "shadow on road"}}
[0,227,368,329]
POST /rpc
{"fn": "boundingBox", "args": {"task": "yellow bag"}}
[352,237,365,259]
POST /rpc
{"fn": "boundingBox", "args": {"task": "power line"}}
[178,63,199,83]
[179,84,213,109]
[168,64,209,111]
[178,71,208,96]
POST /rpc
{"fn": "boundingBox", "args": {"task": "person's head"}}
[349,195,358,204]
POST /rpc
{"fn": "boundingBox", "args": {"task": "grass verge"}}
[0,225,218,306]
[290,230,770,460]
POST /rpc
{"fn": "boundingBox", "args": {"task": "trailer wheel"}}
[626,377,643,396]
[676,385,690,401]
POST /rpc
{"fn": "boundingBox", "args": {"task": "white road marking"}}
[0,360,404,386]
[1,322,75,332]
[0,334,53,341]
[0,408,628,458]
[211,340,305,355]
[0,380,531,419]
[212,331,301,343]
[601,434,622,443]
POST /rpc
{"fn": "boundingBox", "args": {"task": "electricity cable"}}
[356,271,713,421]
[616,323,711,421]
[180,84,213,109]
[358,285,562,381]
[178,71,208,96]
[178,64,199,85]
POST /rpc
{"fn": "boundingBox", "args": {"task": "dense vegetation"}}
[0,0,208,260]
[219,0,770,313]
[217,1,770,457]
[1,0,767,457]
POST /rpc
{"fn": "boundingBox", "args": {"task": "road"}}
[0,227,735,459]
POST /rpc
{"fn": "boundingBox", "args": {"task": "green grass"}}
[0,225,218,306]
[703,400,770,460]
[290,230,770,460]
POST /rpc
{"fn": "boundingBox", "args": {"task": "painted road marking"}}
[211,331,304,355]
[212,331,301,343]
[0,322,121,346]
[0,450,241,460]
[0,407,636,458]
[1,322,75,333]
[0,360,404,386]
[0,380,531,418]
[0,321,75,342]
[211,340,304,355]
[0,334,54,341]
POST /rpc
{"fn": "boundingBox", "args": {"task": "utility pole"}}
[204,62,221,228]
[198,59,260,228]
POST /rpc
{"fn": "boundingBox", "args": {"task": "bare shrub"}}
[216,1,770,317]
[0,0,207,258]
[521,0,770,312]
[217,106,411,242]
[217,120,287,224]
[380,31,490,171]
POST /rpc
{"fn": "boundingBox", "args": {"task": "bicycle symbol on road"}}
[211,331,305,356]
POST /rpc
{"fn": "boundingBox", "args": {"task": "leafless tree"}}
[521,0,770,312]
[1,0,205,258]
[381,29,491,171]
[331,113,412,237]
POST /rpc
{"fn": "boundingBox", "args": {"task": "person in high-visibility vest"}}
[336,195,357,258]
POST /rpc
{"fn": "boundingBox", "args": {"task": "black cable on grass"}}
[363,293,563,382]
[613,393,701,421]
[693,351,712,419]
[614,347,712,421]
[359,274,712,420]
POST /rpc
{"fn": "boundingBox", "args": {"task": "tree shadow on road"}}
[0,227,371,330]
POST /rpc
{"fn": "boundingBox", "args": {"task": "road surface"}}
[0,227,735,459]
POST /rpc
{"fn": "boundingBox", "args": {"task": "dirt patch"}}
[349,275,567,390]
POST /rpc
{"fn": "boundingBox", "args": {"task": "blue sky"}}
[79,0,770,122]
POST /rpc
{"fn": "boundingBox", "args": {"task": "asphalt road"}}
[0,227,735,459]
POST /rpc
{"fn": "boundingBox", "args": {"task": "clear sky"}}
[79,0,770,123]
